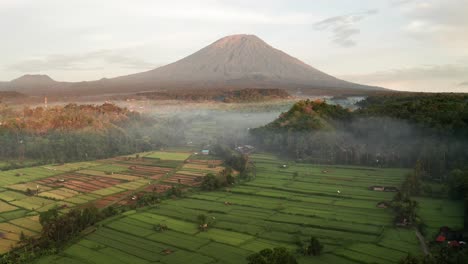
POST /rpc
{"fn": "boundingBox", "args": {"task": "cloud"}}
[341,64,468,82]
[339,63,468,92]
[313,9,378,47]
[8,50,155,72]
[393,0,468,46]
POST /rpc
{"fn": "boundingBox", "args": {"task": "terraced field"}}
[32,153,466,264]
[0,150,206,253]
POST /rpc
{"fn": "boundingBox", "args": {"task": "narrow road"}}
[415,228,429,256]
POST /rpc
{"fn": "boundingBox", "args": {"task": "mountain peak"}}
[212,34,266,48]
[11,74,55,85]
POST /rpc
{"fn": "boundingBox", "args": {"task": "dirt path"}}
[415,228,429,256]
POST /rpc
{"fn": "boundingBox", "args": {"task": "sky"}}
[0,0,467,92]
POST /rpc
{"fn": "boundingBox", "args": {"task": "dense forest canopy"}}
[251,93,468,175]
[136,88,290,103]
[0,103,185,166]
[357,93,468,137]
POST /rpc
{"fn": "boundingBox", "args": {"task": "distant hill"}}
[0,74,62,95]
[253,99,351,132]
[10,74,56,86]
[0,91,27,100]
[0,34,387,96]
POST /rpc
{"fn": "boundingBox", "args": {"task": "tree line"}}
[251,94,468,179]
[0,103,187,166]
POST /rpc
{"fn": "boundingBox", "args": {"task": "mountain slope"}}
[107,34,381,92]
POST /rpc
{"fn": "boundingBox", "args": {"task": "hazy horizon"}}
[1,0,467,92]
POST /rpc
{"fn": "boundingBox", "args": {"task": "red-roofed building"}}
[436,235,446,243]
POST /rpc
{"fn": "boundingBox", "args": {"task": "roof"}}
[448,240,460,247]
[436,235,446,242]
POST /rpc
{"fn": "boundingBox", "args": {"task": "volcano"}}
[1,34,385,96]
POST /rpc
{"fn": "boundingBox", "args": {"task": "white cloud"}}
[340,63,468,92]
[8,50,155,72]
[394,0,468,47]
[313,9,378,47]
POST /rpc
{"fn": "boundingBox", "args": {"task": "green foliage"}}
[398,254,421,264]
[447,169,468,199]
[136,192,161,207]
[166,185,183,198]
[255,99,351,132]
[196,214,216,231]
[357,93,468,137]
[399,246,468,264]
[200,173,221,191]
[251,93,468,179]
[391,191,419,225]
[0,103,188,164]
[39,207,59,226]
[154,223,168,232]
[2,205,104,264]
[296,236,323,256]
[101,205,119,217]
[246,247,298,264]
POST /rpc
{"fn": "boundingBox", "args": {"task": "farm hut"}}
[201,150,210,155]
[437,226,465,242]
[377,201,390,208]
[162,249,173,255]
[448,241,460,248]
[368,186,385,191]
[396,218,410,227]
[280,164,288,168]
[384,186,399,192]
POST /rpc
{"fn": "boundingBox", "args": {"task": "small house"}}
[201,150,210,155]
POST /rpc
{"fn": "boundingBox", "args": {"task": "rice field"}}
[0,151,194,254]
[0,152,459,263]
[145,151,192,161]
[32,153,466,264]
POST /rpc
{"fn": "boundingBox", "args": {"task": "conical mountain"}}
[2,34,384,95]
[110,34,378,92]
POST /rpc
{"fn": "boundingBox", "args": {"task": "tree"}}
[246,248,298,264]
[201,174,221,191]
[398,254,421,264]
[166,185,182,197]
[305,237,323,256]
[197,214,215,231]
[39,207,59,226]
[448,169,468,199]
